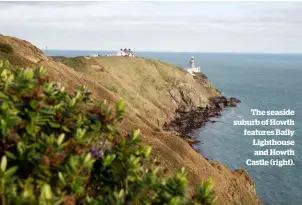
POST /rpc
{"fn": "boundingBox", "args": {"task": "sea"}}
[47,50,302,205]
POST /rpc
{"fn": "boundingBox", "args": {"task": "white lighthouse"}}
[185,56,200,76]
[190,56,195,68]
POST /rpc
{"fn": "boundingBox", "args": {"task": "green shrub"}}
[0,43,13,54]
[0,60,217,205]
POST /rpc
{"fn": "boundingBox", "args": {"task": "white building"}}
[116,49,125,56]
[185,56,200,76]
[116,48,135,57]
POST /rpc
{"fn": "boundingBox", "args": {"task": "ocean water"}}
[47,50,302,205]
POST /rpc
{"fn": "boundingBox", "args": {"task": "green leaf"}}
[57,133,65,145]
[1,155,7,171]
[29,99,38,109]
[48,121,61,128]
[103,154,116,167]
[69,98,76,107]
[42,184,52,200]
[37,66,47,76]
[25,124,38,135]
[5,166,18,177]
[116,99,125,111]
[5,151,16,160]
[23,68,34,80]
[1,69,8,79]
[144,146,152,158]
[3,60,9,68]
[132,129,140,142]
[1,120,8,136]
[84,153,92,164]
[169,196,181,205]
[0,91,9,99]
[6,116,21,126]
[58,172,66,184]
[75,128,86,141]
[62,125,71,132]
[118,189,124,198]
[17,142,25,155]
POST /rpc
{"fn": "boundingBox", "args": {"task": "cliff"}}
[0,35,261,205]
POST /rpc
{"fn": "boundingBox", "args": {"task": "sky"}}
[0,1,301,53]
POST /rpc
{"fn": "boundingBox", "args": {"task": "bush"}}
[0,43,13,54]
[0,60,217,205]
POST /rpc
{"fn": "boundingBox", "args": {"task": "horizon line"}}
[42,48,302,55]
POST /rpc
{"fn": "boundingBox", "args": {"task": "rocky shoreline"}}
[163,96,241,146]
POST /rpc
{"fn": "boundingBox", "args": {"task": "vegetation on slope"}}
[52,56,220,131]
[0,43,34,68]
[0,43,13,54]
[0,60,217,205]
[51,56,88,72]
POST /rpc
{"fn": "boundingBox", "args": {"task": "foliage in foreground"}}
[0,60,217,205]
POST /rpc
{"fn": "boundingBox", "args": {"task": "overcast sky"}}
[0,1,301,53]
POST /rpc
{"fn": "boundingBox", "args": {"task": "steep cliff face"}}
[0,35,261,205]
[51,56,221,129]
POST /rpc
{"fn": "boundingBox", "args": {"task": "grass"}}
[108,85,118,93]
[48,55,215,130]
[0,52,34,68]
[52,56,87,72]
[0,43,13,53]
[153,127,162,132]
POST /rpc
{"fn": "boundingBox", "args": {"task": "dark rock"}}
[218,103,225,109]
[228,97,241,107]
[163,95,241,147]
[210,96,228,107]
[230,97,241,103]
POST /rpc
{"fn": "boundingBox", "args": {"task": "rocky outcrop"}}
[211,96,241,108]
[164,73,241,142]
[163,96,241,142]
[169,87,201,112]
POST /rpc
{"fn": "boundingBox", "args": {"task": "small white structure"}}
[89,54,98,57]
[116,48,135,57]
[185,56,200,76]
[116,49,125,56]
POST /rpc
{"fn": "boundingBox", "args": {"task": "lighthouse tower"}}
[190,56,195,68]
[185,56,200,76]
